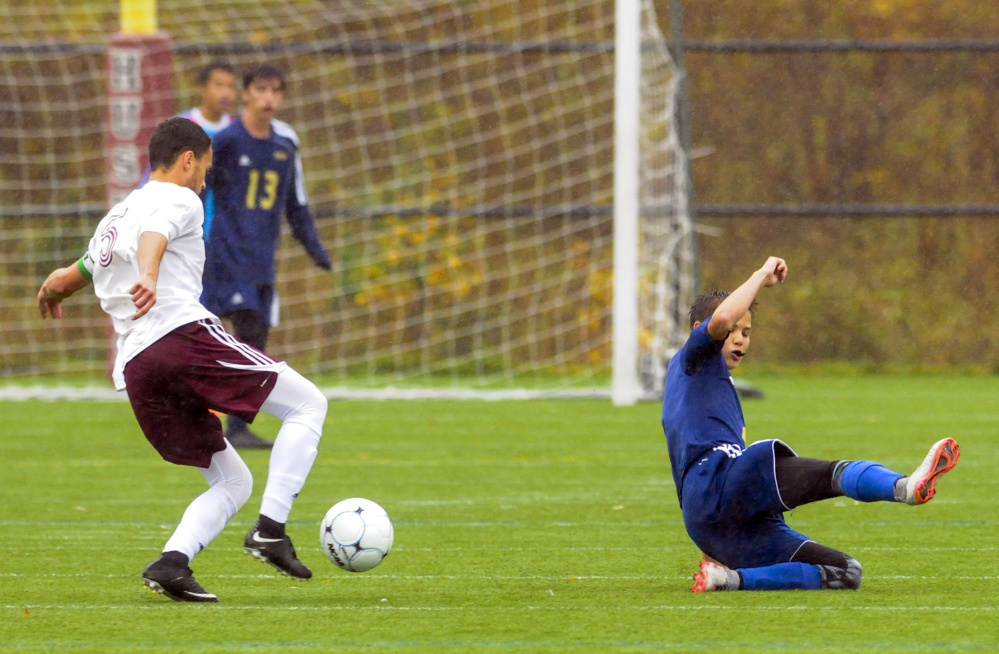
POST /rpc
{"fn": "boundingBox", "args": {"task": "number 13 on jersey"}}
[245,169,280,210]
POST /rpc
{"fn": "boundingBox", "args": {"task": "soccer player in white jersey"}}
[37,117,328,603]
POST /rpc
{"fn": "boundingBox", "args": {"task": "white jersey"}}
[81,180,215,390]
[182,107,232,137]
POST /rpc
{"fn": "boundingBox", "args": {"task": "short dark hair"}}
[196,60,236,86]
[688,291,757,329]
[148,117,212,171]
[242,63,286,91]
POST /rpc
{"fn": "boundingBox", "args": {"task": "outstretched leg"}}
[775,437,960,508]
[243,366,328,579]
[776,456,904,506]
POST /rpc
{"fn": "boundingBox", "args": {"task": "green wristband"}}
[77,256,93,282]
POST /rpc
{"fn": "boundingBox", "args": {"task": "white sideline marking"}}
[0,385,610,402]
[0,385,125,401]
[2,573,666,581]
[4,603,997,612]
[4,519,677,531]
[4,572,998,581]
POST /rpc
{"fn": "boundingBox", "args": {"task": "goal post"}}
[615,0,697,405]
[0,0,694,402]
[611,0,643,406]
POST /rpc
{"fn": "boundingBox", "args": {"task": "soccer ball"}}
[320,498,394,572]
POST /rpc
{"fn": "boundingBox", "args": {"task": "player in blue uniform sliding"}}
[203,63,332,450]
[662,256,960,592]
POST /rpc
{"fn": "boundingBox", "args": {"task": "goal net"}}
[0,0,693,400]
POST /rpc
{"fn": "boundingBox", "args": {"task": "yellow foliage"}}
[638,329,654,349]
[425,267,448,287]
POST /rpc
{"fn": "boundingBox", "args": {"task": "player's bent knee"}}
[206,447,254,516]
[225,457,254,509]
[232,470,253,509]
[293,382,327,435]
[263,368,328,434]
[306,383,328,423]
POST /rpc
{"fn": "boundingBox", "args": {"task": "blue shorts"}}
[201,282,274,325]
[681,439,812,569]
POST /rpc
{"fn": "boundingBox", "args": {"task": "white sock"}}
[258,367,328,523]
[163,444,252,561]
[894,476,909,502]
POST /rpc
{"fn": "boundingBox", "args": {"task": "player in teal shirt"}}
[662,257,961,592]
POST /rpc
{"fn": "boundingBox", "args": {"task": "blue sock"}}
[739,562,822,590]
[839,461,904,503]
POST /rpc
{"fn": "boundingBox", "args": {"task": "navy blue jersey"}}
[203,118,330,300]
[661,319,747,505]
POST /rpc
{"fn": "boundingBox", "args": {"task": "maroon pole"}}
[105,31,173,208]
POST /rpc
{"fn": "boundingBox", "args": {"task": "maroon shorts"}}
[123,319,282,467]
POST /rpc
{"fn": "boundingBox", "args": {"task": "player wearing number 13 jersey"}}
[202,63,330,317]
[203,115,330,302]
[201,63,331,449]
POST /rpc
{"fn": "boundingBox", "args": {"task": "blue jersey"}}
[202,118,330,303]
[661,319,746,505]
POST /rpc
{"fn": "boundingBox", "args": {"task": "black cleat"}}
[142,556,219,603]
[244,524,312,579]
[225,429,273,450]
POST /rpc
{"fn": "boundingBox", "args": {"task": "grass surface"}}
[1,374,996,652]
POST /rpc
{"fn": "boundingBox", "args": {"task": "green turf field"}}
[1,375,996,652]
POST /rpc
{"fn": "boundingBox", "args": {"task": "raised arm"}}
[129,231,169,320]
[37,259,92,319]
[707,256,787,341]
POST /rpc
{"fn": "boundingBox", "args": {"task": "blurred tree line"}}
[678,0,999,369]
[4,0,999,375]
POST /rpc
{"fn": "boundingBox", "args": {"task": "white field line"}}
[3,572,998,581]
[4,603,998,612]
[0,385,610,402]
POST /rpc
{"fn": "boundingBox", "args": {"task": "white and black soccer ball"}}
[320,498,394,572]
